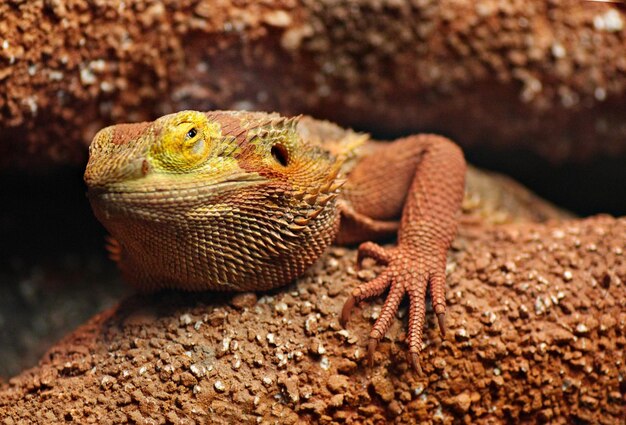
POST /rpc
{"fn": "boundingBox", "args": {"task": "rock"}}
[1,1,626,170]
[328,394,344,408]
[229,292,258,310]
[326,374,349,394]
[444,391,472,414]
[370,375,395,403]
[0,165,624,423]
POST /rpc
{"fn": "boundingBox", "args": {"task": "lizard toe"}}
[340,269,392,327]
[364,271,405,366]
[405,275,429,372]
[356,241,392,270]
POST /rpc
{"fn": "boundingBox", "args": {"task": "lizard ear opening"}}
[271,144,289,167]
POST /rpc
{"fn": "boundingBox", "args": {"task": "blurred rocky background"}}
[1,0,626,212]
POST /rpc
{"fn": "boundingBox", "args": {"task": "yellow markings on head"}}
[150,111,222,172]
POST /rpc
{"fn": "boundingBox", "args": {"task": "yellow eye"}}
[150,111,218,171]
[186,128,198,139]
[182,125,209,163]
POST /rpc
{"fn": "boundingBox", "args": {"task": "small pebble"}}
[214,380,226,393]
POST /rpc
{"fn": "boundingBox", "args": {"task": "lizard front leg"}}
[339,134,466,373]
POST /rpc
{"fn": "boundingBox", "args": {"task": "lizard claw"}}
[367,338,378,367]
[340,294,356,328]
[409,352,423,375]
[430,272,448,337]
[437,312,446,337]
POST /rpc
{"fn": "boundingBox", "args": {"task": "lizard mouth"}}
[87,174,267,215]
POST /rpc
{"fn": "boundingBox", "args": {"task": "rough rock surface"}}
[1,172,623,424]
[1,0,626,168]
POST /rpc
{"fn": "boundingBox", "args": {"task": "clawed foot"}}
[340,241,447,374]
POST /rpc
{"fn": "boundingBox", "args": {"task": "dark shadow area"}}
[0,167,103,262]
[465,149,626,217]
[0,167,127,379]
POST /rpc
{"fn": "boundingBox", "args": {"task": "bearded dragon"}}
[84,110,466,372]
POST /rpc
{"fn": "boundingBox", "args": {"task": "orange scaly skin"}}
[84,110,466,372]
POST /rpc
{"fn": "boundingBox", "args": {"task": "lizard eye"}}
[150,111,220,171]
[182,126,208,162]
[271,144,289,166]
[186,128,198,140]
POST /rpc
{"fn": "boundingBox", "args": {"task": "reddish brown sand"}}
[1,0,626,168]
[0,195,623,421]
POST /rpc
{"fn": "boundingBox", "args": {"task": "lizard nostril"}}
[141,159,150,176]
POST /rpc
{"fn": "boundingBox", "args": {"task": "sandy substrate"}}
[1,171,623,424]
[1,0,625,168]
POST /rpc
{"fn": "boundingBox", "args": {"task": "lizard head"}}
[85,110,344,218]
[84,110,347,291]
[85,110,251,195]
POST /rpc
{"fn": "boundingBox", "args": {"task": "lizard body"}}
[84,110,466,371]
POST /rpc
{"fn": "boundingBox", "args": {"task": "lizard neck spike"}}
[318,158,345,194]
[288,115,302,130]
[292,190,307,201]
[316,193,338,207]
[303,193,319,206]
[329,179,346,193]
[306,208,324,220]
